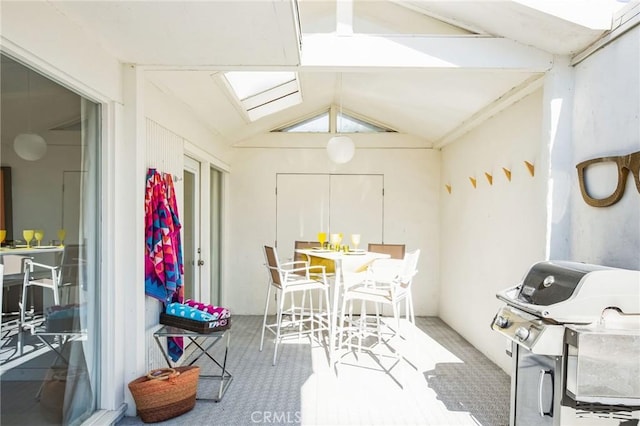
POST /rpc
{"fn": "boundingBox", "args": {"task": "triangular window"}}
[278,112,330,132]
[337,112,394,133]
[274,109,395,133]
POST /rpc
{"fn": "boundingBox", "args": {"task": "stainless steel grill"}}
[491,261,640,426]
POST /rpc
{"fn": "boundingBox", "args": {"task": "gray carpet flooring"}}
[118,315,510,426]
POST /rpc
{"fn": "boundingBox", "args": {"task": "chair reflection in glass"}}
[57,244,84,304]
[20,244,83,328]
[0,265,4,330]
[1,255,31,329]
[21,259,60,328]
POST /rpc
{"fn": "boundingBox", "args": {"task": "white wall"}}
[440,90,547,373]
[439,26,640,375]
[144,79,232,166]
[141,78,232,389]
[570,26,640,269]
[142,79,232,312]
[227,140,440,316]
[0,1,122,103]
[1,140,81,244]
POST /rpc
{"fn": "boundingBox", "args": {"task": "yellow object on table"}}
[309,255,335,274]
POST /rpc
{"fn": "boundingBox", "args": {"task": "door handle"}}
[538,369,553,417]
[197,259,205,266]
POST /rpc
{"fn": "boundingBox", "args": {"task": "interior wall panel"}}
[228,145,438,317]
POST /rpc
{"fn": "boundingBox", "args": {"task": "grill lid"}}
[497,260,640,324]
[516,261,609,306]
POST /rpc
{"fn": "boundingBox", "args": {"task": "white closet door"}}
[276,174,330,258]
[329,174,383,248]
[276,174,383,257]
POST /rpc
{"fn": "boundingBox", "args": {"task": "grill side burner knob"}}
[515,327,530,341]
[495,316,509,328]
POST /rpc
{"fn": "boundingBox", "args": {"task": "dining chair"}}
[0,264,4,327]
[364,243,407,318]
[1,255,31,326]
[367,243,406,260]
[336,249,420,363]
[260,245,332,365]
[294,240,335,275]
[20,258,62,328]
[58,244,84,304]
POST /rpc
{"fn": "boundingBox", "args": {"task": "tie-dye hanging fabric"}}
[164,173,184,291]
[144,168,185,361]
[144,168,184,302]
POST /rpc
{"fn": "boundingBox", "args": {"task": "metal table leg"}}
[153,328,233,402]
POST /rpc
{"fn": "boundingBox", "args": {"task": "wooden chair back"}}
[263,246,283,288]
[293,241,318,263]
[367,243,406,260]
[294,240,335,274]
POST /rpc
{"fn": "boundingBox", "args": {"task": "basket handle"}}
[146,368,179,381]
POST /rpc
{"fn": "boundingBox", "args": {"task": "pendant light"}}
[13,69,47,161]
[327,73,355,164]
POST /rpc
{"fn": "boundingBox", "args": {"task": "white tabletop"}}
[295,248,389,267]
[0,246,64,256]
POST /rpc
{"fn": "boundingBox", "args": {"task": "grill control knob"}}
[515,327,530,341]
[495,316,509,328]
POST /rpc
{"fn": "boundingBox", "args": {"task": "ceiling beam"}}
[572,2,640,66]
[434,74,545,148]
[233,131,431,149]
[336,0,353,35]
[391,0,490,35]
[300,34,553,71]
[513,0,620,30]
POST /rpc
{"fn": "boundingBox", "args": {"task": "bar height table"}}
[153,325,233,402]
[294,249,390,361]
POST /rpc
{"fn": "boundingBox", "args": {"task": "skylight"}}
[223,71,302,122]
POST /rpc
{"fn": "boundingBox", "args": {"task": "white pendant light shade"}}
[14,70,47,161]
[14,133,47,161]
[327,135,355,164]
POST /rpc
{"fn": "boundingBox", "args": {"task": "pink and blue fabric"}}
[144,168,185,361]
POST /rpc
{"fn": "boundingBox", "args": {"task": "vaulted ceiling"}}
[8,1,630,148]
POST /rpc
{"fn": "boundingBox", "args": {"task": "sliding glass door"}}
[0,54,100,425]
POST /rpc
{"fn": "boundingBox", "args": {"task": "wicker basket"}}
[40,367,91,424]
[128,366,200,423]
